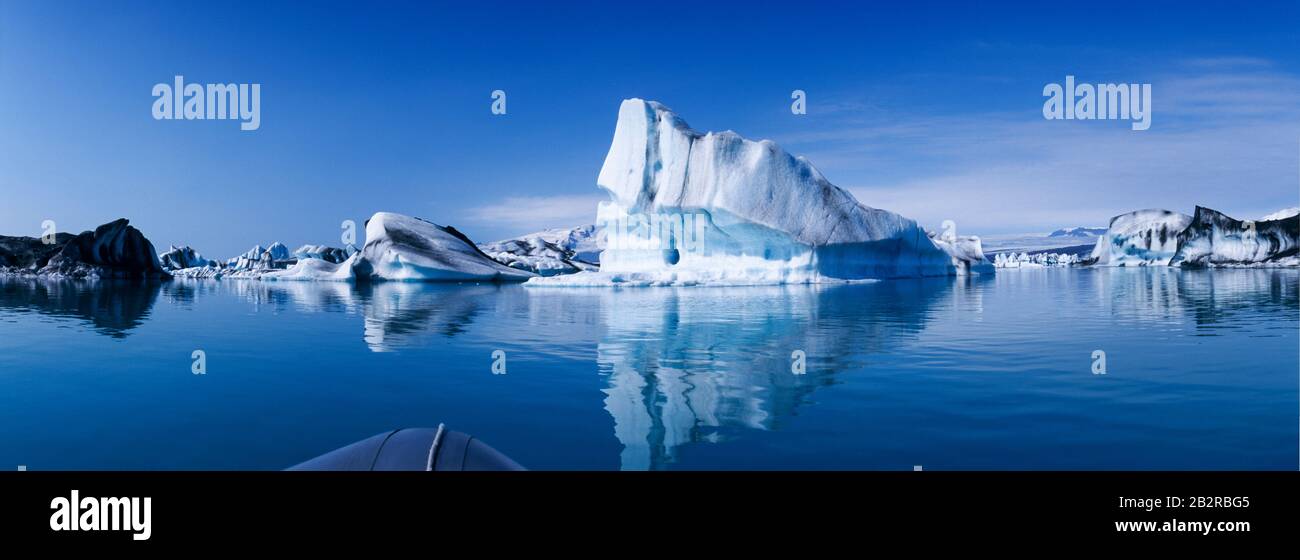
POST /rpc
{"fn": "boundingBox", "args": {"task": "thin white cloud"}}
[784,60,1300,234]
[464,194,606,236]
[1181,56,1274,69]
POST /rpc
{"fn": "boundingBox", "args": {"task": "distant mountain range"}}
[1047,227,1107,238]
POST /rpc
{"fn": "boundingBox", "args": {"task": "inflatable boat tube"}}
[288,424,525,471]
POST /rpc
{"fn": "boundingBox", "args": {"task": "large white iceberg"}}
[529,99,968,286]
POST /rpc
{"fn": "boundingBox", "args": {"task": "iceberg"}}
[266,242,291,261]
[209,242,298,278]
[928,231,994,275]
[352,212,535,282]
[263,254,359,281]
[200,243,358,280]
[1086,206,1299,267]
[292,244,354,264]
[159,245,216,270]
[226,245,270,271]
[1170,206,1299,267]
[480,237,596,276]
[1087,209,1191,266]
[479,225,602,276]
[551,224,604,264]
[169,265,226,279]
[993,251,1080,268]
[529,99,962,286]
[227,242,292,271]
[534,224,605,264]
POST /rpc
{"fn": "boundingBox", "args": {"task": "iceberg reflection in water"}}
[594,281,954,470]
[0,269,1294,470]
[0,277,162,338]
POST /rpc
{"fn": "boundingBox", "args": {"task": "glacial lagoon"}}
[0,268,1296,470]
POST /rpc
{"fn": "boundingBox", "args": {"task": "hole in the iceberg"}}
[664,249,680,266]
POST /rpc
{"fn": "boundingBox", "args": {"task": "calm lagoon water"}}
[0,268,1296,470]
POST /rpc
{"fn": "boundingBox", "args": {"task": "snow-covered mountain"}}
[1259,207,1300,222]
[529,99,972,286]
[1048,226,1106,238]
[980,233,1097,254]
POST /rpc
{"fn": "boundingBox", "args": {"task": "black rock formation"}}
[0,232,75,271]
[36,219,171,279]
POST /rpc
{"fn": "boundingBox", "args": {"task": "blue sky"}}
[2,0,1298,257]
